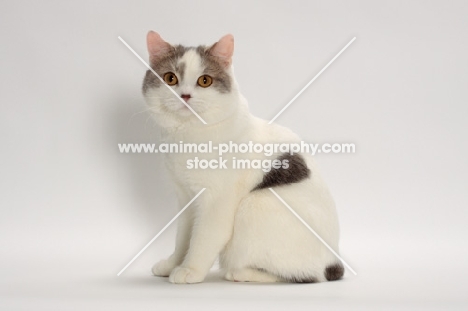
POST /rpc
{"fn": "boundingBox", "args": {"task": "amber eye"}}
[163,72,178,86]
[197,75,213,88]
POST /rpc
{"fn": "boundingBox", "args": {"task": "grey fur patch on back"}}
[252,153,311,191]
[324,263,344,281]
[196,46,232,93]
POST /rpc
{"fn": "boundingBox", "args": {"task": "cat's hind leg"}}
[222,186,338,283]
[225,268,279,283]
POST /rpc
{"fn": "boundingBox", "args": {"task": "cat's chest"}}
[164,151,234,180]
[163,149,258,191]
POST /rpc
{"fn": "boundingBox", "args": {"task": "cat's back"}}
[248,116,302,144]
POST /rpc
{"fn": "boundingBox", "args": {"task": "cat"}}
[142,31,344,283]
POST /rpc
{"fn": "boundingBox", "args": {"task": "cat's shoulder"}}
[250,116,301,143]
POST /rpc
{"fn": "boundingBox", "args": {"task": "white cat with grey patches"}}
[143,31,344,283]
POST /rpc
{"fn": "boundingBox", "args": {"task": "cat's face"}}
[143,32,239,128]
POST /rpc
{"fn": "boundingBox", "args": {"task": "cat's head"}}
[142,31,241,129]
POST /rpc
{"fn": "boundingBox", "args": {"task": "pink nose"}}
[181,94,191,101]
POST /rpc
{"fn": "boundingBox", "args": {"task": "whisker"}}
[144,114,154,129]
[126,106,158,125]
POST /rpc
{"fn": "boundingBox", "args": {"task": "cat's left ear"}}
[209,34,234,68]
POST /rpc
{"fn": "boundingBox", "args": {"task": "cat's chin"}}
[176,106,200,117]
[150,110,203,130]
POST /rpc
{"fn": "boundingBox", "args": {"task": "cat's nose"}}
[181,94,191,102]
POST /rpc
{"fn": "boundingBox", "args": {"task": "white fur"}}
[145,49,341,284]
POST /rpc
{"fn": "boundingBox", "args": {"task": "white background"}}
[1,0,468,310]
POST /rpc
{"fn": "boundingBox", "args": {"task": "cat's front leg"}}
[152,185,194,277]
[152,208,193,276]
[152,254,180,277]
[169,191,237,284]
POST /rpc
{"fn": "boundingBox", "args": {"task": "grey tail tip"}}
[325,263,345,281]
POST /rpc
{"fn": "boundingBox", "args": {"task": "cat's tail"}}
[276,262,344,283]
[323,262,345,281]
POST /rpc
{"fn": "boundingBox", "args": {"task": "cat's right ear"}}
[147,31,171,64]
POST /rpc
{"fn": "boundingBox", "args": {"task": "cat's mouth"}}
[163,96,205,116]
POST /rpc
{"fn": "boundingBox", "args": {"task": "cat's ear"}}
[209,34,234,68]
[147,31,171,64]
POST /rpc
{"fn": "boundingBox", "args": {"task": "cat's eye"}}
[197,75,213,88]
[163,72,178,86]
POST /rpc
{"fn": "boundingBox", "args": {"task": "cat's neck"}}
[160,99,252,144]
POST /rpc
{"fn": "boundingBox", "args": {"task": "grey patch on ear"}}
[252,153,311,191]
[324,263,344,281]
[196,46,232,93]
[142,45,191,94]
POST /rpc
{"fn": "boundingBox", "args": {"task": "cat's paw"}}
[152,259,177,277]
[169,266,204,284]
[224,271,238,282]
